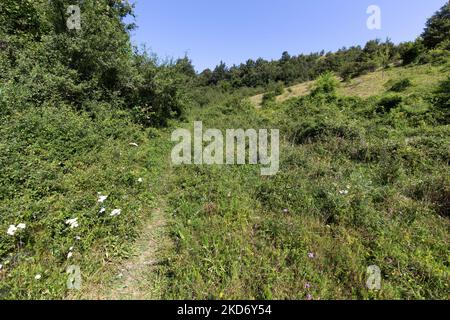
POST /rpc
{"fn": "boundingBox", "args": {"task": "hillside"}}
[250,63,449,107]
[78,60,449,300]
[151,61,449,300]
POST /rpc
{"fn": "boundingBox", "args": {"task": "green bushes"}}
[131,60,189,127]
[289,118,362,144]
[0,0,42,37]
[0,0,189,127]
[310,72,340,97]
[399,41,425,65]
[0,0,190,299]
[261,82,284,107]
[410,174,450,218]
[387,78,413,92]
[280,95,364,146]
[432,76,450,123]
[0,103,173,298]
[375,95,403,114]
[261,92,277,107]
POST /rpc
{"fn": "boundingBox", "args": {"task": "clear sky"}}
[128,0,448,71]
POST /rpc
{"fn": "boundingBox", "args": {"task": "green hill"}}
[250,62,449,107]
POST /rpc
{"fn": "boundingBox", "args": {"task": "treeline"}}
[197,1,449,89]
[0,0,191,126]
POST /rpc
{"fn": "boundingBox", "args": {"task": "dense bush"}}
[0,103,168,298]
[398,41,426,65]
[387,78,413,92]
[0,0,189,126]
[0,0,189,298]
[261,81,284,107]
[375,95,403,114]
[310,72,340,97]
[432,76,450,123]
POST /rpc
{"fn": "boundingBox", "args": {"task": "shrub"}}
[387,78,413,92]
[419,48,450,65]
[339,62,359,81]
[432,76,450,123]
[261,82,284,107]
[310,72,340,97]
[410,175,450,218]
[375,95,403,114]
[399,41,425,65]
[261,91,277,107]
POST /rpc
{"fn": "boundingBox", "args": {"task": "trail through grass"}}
[64,130,175,300]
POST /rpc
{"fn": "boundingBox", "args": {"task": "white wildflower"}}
[17,223,26,230]
[75,236,81,241]
[67,251,73,259]
[98,194,108,203]
[7,225,17,236]
[99,207,106,214]
[138,178,143,183]
[0,264,3,270]
[339,190,349,195]
[35,274,42,280]
[110,209,122,217]
[65,218,79,229]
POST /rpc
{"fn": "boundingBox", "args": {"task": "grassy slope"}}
[249,64,448,107]
[163,62,450,299]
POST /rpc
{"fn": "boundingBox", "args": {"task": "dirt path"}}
[105,204,171,300]
[72,157,174,300]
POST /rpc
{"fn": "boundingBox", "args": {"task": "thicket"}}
[0,0,190,126]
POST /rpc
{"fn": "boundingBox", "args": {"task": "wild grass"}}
[0,104,172,299]
[162,63,450,300]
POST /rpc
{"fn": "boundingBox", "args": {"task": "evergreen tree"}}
[422,1,450,49]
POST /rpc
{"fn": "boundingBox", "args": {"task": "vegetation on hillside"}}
[163,66,449,299]
[0,0,448,299]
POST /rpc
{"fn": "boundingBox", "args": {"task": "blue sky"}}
[128,0,447,71]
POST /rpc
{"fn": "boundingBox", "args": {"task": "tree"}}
[175,56,196,78]
[198,68,213,86]
[281,51,291,63]
[398,40,425,65]
[0,0,42,37]
[0,0,187,126]
[422,1,450,49]
[211,61,229,85]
